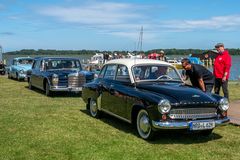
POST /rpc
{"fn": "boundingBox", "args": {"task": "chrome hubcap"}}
[139,114,150,133]
[90,100,97,116]
[137,110,151,139]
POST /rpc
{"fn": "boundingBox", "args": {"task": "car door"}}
[108,64,130,119]
[101,64,129,119]
[100,64,117,113]
[38,60,46,89]
[31,60,42,89]
[11,59,17,78]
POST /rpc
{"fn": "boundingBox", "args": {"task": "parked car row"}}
[7,57,95,96]
[5,57,230,140]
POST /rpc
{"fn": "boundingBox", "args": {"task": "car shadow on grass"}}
[24,86,81,98]
[80,109,223,144]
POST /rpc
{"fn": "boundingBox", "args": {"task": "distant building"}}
[191,50,217,60]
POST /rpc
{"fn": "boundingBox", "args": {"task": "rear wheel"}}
[136,109,155,140]
[89,98,101,118]
[45,82,53,97]
[8,73,11,79]
[28,78,33,90]
[16,73,21,81]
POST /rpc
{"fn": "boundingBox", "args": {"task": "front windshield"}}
[45,59,81,70]
[18,59,33,65]
[132,64,182,82]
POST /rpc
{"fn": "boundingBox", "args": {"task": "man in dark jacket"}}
[181,58,214,92]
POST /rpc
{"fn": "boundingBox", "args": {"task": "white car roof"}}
[105,58,173,68]
[103,58,181,84]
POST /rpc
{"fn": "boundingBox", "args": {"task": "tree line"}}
[3,48,240,56]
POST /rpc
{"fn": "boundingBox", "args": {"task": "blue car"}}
[28,57,94,96]
[7,57,33,81]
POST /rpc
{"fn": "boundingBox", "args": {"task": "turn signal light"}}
[162,114,167,120]
[221,111,227,117]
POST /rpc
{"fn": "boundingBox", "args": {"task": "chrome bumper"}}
[152,117,230,129]
[50,86,82,92]
[19,73,27,79]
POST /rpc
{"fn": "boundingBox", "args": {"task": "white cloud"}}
[37,2,151,41]
[36,2,240,41]
[161,15,240,31]
[38,2,141,25]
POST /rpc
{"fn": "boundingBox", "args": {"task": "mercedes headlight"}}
[52,74,59,86]
[19,70,24,74]
[219,98,229,111]
[158,99,171,114]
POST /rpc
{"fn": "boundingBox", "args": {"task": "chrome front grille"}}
[68,73,86,88]
[169,108,217,120]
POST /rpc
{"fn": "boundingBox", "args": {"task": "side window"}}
[40,60,45,71]
[13,60,17,65]
[32,61,37,69]
[75,61,82,70]
[32,60,40,70]
[116,65,130,82]
[98,65,107,78]
[104,64,117,80]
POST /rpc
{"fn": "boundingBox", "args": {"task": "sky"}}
[1,0,240,52]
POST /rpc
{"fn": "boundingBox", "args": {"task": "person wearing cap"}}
[159,50,167,62]
[181,58,214,92]
[214,43,232,99]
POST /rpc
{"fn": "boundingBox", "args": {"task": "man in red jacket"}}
[214,43,232,99]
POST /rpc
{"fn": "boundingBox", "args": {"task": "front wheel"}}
[89,98,101,118]
[136,109,155,140]
[45,82,53,97]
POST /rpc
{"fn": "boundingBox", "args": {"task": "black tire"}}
[45,82,53,97]
[16,73,21,81]
[136,109,155,140]
[8,73,11,79]
[89,98,101,118]
[28,78,33,90]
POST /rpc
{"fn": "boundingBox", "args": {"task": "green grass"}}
[228,81,240,101]
[0,76,240,160]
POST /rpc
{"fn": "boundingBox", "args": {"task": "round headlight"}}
[52,74,59,86]
[20,70,24,74]
[219,98,229,111]
[158,99,171,114]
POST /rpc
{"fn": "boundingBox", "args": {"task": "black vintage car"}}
[82,59,230,140]
[28,57,94,96]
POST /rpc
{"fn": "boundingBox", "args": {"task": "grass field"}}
[0,76,240,160]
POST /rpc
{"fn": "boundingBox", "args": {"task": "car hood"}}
[136,82,217,104]
[17,64,32,71]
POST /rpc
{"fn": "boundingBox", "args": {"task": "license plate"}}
[189,121,215,130]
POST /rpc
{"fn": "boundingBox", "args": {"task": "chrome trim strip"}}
[152,117,230,129]
[50,86,82,91]
[101,108,131,123]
